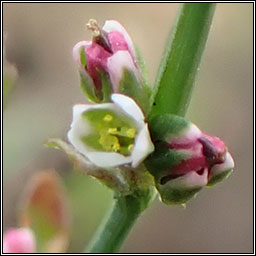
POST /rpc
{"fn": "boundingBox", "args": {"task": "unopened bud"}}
[145,114,234,205]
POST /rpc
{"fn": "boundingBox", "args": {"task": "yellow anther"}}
[128,144,134,152]
[103,114,113,122]
[99,131,120,152]
[99,135,106,147]
[126,128,136,138]
[108,128,117,134]
[111,142,120,152]
[86,19,101,37]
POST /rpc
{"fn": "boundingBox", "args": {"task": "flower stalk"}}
[87,191,154,253]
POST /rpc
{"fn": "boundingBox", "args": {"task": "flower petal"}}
[207,152,234,186]
[131,124,154,167]
[103,20,136,59]
[107,51,139,92]
[111,93,144,122]
[157,168,208,205]
[86,152,131,168]
[67,116,92,157]
[107,30,129,53]
[170,123,202,145]
[72,40,91,68]
[72,103,116,124]
[72,104,90,124]
[179,168,208,187]
[210,152,234,177]
[68,103,116,156]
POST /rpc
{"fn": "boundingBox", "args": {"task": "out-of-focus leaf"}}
[63,172,112,253]
[19,170,71,253]
[3,66,17,107]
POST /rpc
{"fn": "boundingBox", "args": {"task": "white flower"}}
[67,94,154,168]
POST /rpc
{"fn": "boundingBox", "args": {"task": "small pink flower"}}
[3,228,36,253]
[73,19,141,101]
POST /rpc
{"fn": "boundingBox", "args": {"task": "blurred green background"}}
[3,3,253,253]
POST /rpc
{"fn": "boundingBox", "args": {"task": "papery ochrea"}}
[68,93,154,168]
[3,228,36,253]
[73,19,150,113]
[145,114,234,204]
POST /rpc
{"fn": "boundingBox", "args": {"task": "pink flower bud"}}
[3,228,36,253]
[73,19,142,102]
[145,114,234,204]
[167,131,228,180]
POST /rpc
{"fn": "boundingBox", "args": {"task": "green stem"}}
[86,194,147,253]
[149,3,216,117]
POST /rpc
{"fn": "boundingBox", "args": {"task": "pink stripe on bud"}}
[168,126,233,184]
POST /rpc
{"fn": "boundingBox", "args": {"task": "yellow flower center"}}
[82,110,137,156]
[98,114,136,155]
